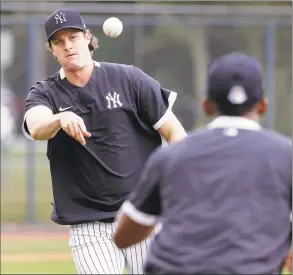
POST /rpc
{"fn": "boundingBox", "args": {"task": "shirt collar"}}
[59,61,100,80]
[207,116,262,131]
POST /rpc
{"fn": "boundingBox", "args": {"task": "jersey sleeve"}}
[119,148,163,226]
[133,66,177,130]
[22,82,54,139]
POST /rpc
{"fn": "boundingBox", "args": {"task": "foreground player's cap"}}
[45,8,87,41]
[207,53,264,115]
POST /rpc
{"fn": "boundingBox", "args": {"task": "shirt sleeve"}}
[133,66,177,130]
[119,148,164,226]
[22,82,54,139]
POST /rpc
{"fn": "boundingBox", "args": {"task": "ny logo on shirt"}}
[106,91,122,109]
[55,12,67,25]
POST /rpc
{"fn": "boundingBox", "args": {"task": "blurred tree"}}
[136,19,208,129]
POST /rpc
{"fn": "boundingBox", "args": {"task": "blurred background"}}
[1,1,292,274]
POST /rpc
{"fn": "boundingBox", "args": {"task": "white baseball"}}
[103,17,123,38]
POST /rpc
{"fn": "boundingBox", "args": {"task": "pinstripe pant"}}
[69,221,159,274]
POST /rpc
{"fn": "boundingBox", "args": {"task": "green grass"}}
[1,261,76,274]
[1,233,76,274]
[1,233,128,274]
[1,149,76,274]
[1,154,53,223]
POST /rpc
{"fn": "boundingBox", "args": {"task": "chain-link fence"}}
[1,2,292,224]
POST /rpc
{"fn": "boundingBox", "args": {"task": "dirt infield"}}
[2,252,72,262]
[1,231,69,241]
[1,224,69,240]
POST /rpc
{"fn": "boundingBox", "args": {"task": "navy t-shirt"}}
[122,116,292,274]
[22,61,177,225]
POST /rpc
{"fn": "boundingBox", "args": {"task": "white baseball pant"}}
[69,221,159,274]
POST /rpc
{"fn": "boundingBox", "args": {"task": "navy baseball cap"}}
[207,53,264,115]
[45,8,87,41]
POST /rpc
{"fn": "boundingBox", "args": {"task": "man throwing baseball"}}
[22,8,186,274]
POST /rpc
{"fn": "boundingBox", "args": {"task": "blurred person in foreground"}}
[114,53,292,274]
[22,8,186,274]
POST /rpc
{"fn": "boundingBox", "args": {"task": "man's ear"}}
[257,97,268,116]
[202,97,218,117]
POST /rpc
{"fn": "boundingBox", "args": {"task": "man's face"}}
[50,28,90,70]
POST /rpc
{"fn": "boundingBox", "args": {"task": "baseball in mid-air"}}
[103,17,123,38]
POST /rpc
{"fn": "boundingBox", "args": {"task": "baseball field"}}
[1,229,76,274]
[1,148,76,274]
[1,228,291,274]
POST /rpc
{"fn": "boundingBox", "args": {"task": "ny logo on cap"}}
[55,12,67,25]
[227,85,248,104]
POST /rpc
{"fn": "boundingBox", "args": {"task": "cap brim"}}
[47,26,86,41]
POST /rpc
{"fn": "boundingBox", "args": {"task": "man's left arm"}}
[157,111,187,143]
[114,186,160,249]
[132,66,187,143]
